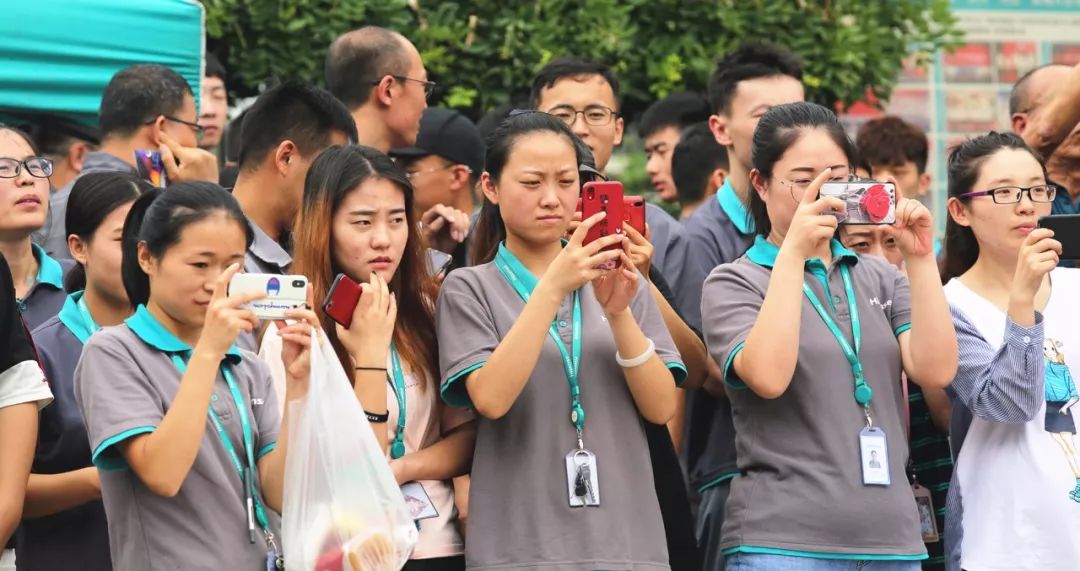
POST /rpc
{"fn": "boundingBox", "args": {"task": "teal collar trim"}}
[58,291,93,344]
[125,305,242,359]
[496,242,540,291]
[745,235,858,269]
[32,243,64,288]
[717,179,754,235]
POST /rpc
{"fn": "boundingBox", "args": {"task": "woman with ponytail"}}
[20,172,149,570]
[74,182,316,569]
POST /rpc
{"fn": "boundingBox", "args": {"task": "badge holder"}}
[859,408,891,487]
[565,426,600,508]
[911,479,940,543]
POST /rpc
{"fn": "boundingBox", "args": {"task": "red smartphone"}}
[322,274,362,328]
[623,195,646,236]
[580,181,625,250]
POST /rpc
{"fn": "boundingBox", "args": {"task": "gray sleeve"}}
[949,304,1045,423]
[886,263,913,335]
[674,228,721,332]
[701,264,762,389]
[629,272,686,385]
[436,272,498,409]
[74,335,165,471]
[247,356,281,460]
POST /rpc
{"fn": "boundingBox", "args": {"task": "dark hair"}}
[529,57,621,110]
[0,124,40,154]
[856,116,929,174]
[23,116,100,156]
[64,172,152,292]
[476,103,519,142]
[639,92,711,139]
[941,132,1047,282]
[121,182,253,306]
[98,64,193,138]
[238,81,357,170]
[291,145,438,387]
[748,102,857,236]
[471,112,584,266]
[707,43,803,115]
[672,122,729,205]
[325,27,411,109]
[205,52,227,82]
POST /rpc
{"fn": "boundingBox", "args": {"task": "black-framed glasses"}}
[547,105,619,127]
[371,76,437,100]
[959,184,1059,204]
[0,157,53,179]
[145,115,206,140]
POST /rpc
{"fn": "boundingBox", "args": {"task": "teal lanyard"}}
[76,295,101,337]
[387,343,407,460]
[801,264,874,419]
[493,244,585,443]
[168,355,273,535]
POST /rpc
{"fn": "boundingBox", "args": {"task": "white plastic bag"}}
[282,333,418,571]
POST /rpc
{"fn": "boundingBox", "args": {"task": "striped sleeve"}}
[949,304,1044,424]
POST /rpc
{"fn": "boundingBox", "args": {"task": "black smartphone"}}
[1038,215,1080,260]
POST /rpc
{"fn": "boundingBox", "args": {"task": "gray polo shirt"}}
[701,236,925,560]
[36,152,136,259]
[437,260,686,571]
[243,220,292,275]
[645,203,688,292]
[74,305,281,570]
[18,244,74,330]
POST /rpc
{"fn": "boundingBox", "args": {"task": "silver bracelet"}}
[616,338,656,368]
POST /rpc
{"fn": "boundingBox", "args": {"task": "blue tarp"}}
[1,0,205,126]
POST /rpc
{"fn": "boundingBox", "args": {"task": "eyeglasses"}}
[777,171,858,193]
[0,157,53,179]
[145,115,206,141]
[372,76,437,100]
[959,184,1059,204]
[547,105,619,127]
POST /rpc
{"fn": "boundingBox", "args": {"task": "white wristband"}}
[616,338,656,368]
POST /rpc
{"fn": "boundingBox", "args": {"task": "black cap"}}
[390,108,484,175]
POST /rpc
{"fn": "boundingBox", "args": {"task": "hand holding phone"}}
[332,272,397,367]
[228,273,309,320]
[819,181,896,225]
[322,274,363,328]
[198,264,263,355]
[134,150,167,188]
[623,196,646,236]
[580,182,625,270]
[1038,215,1080,260]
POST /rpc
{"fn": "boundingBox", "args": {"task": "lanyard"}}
[387,343,407,460]
[801,264,875,424]
[493,244,585,444]
[76,295,101,337]
[168,354,275,544]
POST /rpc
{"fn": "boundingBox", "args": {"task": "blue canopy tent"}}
[0,0,205,128]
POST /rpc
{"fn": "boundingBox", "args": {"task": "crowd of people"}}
[1,22,1080,571]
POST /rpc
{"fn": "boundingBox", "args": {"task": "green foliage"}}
[204,0,962,119]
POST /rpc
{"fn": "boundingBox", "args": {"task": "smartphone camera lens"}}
[292,280,305,288]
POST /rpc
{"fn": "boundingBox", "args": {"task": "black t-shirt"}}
[1,253,40,381]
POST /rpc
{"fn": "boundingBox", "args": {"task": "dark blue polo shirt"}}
[18,244,73,330]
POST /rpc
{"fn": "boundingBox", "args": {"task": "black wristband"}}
[355,366,387,372]
[365,410,390,423]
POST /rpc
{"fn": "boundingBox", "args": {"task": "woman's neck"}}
[0,234,38,298]
[962,250,1018,295]
[145,300,203,348]
[83,285,132,327]
[768,229,832,265]
[505,233,563,277]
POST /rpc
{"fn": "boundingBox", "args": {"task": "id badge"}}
[400,481,439,521]
[565,449,600,507]
[265,551,283,571]
[859,427,890,486]
[912,483,940,542]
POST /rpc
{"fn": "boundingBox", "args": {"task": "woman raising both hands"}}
[701,102,957,570]
[437,111,686,570]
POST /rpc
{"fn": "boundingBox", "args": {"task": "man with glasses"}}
[390,107,482,269]
[35,64,218,259]
[326,26,432,153]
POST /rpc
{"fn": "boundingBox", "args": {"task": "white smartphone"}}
[227,273,308,320]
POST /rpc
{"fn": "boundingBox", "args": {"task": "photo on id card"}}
[400,481,438,521]
[859,427,890,486]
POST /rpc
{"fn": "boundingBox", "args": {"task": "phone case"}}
[228,274,308,320]
[322,274,363,328]
[134,150,167,188]
[1039,214,1080,260]
[580,181,625,249]
[819,181,896,225]
[623,195,646,236]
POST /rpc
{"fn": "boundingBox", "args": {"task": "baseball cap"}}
[390,107,484,175]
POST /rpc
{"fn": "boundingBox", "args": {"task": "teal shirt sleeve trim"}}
[666,362,688,387]
[696,472,739,494]
[92,426,156,471]
[894,323,912,336]
[722,545,928,561]
[257,442,276,460]
[441,362,484,408]
[722,341,748,389]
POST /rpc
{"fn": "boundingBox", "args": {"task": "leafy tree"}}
[204,0,962,121]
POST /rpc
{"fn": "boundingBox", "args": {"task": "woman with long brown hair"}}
[261,144,474,571]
